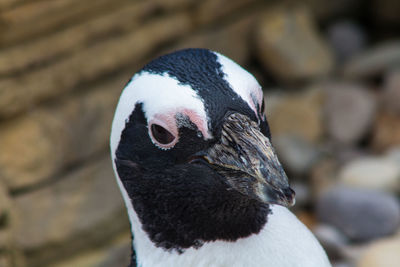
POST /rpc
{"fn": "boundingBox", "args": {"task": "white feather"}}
[215,52,263,117]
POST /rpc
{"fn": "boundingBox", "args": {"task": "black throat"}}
[117,157,271,251]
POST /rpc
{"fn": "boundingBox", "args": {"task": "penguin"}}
[110,48,331,267]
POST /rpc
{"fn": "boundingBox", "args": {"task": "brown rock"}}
[0,1,157,76]
[256,6,334,83]
[53,232,131,267]
[0,12,193,118]
[343,41,400,79]
[0,256,10,267]
[165,9,261,65]
[13,156,128,266]
[290,0,362,21]
[0,71,128,190]
[0,0,129,47]
[195,0,258,25]
[296,211,317,230]
[357,236,400,267]
[266,87,324,143]
[372,111,400,152]
[311,158,338,198]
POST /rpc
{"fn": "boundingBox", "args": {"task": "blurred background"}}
[0,0,400,266]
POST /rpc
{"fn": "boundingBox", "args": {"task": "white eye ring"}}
[148,119,178,150]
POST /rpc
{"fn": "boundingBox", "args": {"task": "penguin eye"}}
[150,124,175,145]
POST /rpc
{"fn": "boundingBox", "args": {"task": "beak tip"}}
[284,187,296,207]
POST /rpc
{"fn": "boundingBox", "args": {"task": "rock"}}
[311,158,339,198]
[317,186,400,242]
[333,146,367,166]
[256,6,334,83]
[385,146,400,165]
[195,0,258,25]
[164,8,260,66]
[53,232,131,267]
[338,156,400,193]
[296,211,317,230]
[266,87,324,143]
[295,0,362,21]
[0,71,127,191]
[382,69,400,114]
[327,20,366,62]
[0,1,158,76]
[372,111,400,151]
[343,41,400,79]
[0,12,192,118]
[0,0,130,47]
[13,156,128,266]
[357,236,400,267]
[324,82,376,145]
[273,134,321,177]
[313,224,348,260]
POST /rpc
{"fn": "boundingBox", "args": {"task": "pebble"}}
[357,236,400,267]
[256,6,333,83]
[267,88,324,143]
[343,41,400,79]
[327,20,366,62]
[324,83,376,145]
[339,156,400,193]
[372,111,400,152]
[317,186,400,242]
[382,68,400,114]
[273,134,321,177]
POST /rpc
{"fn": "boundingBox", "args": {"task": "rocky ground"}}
[0,0,399,266]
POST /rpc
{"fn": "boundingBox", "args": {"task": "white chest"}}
[130,204,331,267]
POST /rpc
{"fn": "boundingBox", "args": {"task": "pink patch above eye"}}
[149,109,210,149]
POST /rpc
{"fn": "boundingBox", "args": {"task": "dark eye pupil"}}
[151,124,175,144]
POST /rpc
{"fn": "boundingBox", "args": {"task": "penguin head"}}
[110,48,294,250]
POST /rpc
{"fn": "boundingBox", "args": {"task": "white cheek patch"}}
[110,72,211,156]
[215,52,263,120]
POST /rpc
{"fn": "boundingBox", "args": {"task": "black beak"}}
[199,113,295,207]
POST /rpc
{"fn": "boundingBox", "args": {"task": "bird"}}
[110,48,331,267]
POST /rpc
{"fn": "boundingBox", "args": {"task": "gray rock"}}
[273,134,321,177]
[385,146,400,165]
[317,186,400,242]
[343,41,400,79]
[339,156,400,193]
[324,83,376,145]
[327,20,366,62]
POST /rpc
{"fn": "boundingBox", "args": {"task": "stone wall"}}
[0,0,400,266]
